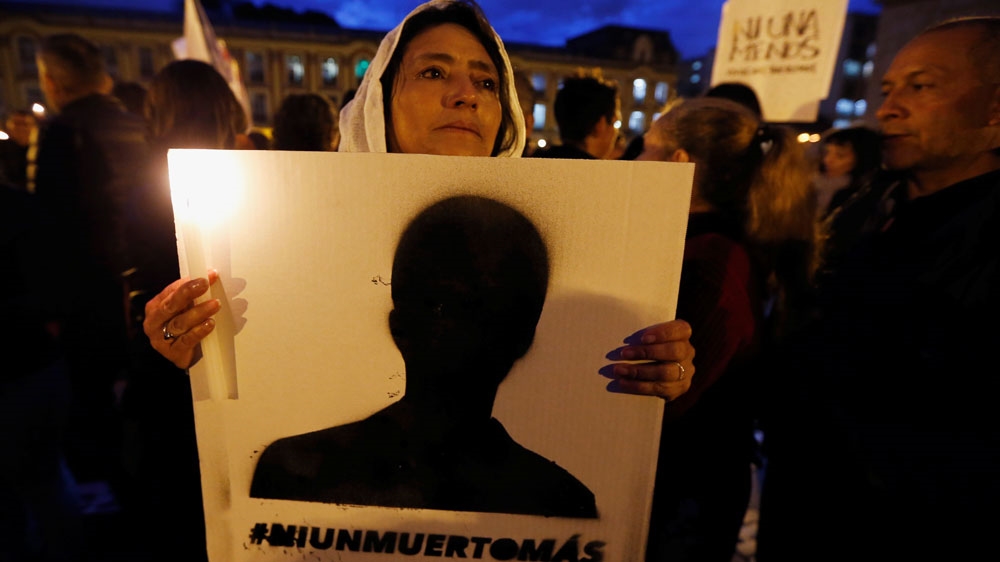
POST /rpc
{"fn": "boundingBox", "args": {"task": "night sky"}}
[40,0,882,60]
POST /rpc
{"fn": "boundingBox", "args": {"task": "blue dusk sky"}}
[34,0,883,60]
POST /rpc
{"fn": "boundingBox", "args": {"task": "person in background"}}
[530,68,621,160]
[756,16,1000,561]
[811,125,887,285]
[637,96,818,562]
[622,81,765,162]
[812,125,881,216]
[513,70,536,155]
[32,33,151,509]
[272,92,340,151]
[0,109,37,191]
[116,58,251,562]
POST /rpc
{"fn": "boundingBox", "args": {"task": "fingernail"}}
[621,348,636,360]
[190,278,206,291]
[613,364,630,378]
[207,299,221,312]
[641,333,656,344]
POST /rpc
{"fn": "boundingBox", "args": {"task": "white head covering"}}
[338,0,525,157]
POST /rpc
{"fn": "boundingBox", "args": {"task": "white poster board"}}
[167,151,693,562]
[711,0,849,122]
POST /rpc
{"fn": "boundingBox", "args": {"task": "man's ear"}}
[670,148,690,163]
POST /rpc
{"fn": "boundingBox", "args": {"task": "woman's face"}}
[387,23,502,157]
[822,141,857,178]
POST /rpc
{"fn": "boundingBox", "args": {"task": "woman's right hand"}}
[142,271,221,369]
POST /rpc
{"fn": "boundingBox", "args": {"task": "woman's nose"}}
[447,77,478,108]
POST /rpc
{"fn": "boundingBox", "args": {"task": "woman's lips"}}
[437,122,481,138]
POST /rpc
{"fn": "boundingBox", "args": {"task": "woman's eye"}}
[479,78,497,91]
[419,68,444,79]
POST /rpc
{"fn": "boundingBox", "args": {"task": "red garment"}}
[647,212,762,562]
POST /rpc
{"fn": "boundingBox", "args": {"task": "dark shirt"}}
[528,144,596,160]
[761,168,1000,559]
[250,402,598,518]
[32,93,152,379]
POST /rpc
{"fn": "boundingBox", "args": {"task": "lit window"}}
[251,92,269,124]
[865,43,877,59]
[322,57,339,86]
[862,61,874,78]
[843,59,861,77]
[633,78,647,103]
[690,74,701,84]
[854,99,867,116]
[17,36,37,75]
[355,58,370,79]
[139,47,155,80]
[102,45,118,78]
[835,98,854,116]
[286,55,304,86]
[692,61,702,71]
[833,119,850,129]
[628,110,645,132]
[532,103,546,130]
[246,51,265,84]
[654,82,669,104]
[531,73,546,93]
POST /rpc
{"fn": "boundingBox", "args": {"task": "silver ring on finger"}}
[672,361,686,382]
[162,322,178,341]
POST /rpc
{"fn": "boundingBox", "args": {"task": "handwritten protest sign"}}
[711,0,849,122]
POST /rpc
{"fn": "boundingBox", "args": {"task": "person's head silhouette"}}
[389,195,549,405]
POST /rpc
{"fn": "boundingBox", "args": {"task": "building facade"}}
[0,1,679,151]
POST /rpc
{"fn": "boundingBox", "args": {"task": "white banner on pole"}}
[172,0,252,130]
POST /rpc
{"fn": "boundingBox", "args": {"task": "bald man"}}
[757,17,1000,561]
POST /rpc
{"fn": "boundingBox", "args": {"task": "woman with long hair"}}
[638,96,819,562]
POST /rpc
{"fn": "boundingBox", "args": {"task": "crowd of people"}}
[2,1,998,561]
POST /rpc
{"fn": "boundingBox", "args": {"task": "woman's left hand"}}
[602,319,695,401]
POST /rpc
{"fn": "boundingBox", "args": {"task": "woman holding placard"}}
[142,0,695,404]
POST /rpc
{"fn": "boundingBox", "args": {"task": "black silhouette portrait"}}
[249,195,597,518]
